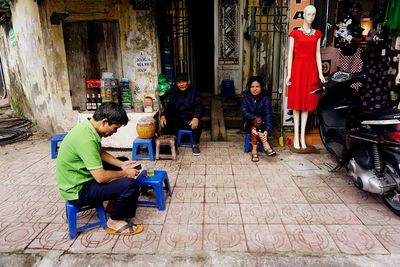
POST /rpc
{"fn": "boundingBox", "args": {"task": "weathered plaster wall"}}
[0,5,36,122]
[0,0,159,134]
[0,1,72,133]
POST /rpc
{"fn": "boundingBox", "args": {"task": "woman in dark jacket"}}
[241,76,276,162]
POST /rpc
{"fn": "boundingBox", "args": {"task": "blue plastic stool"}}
[132,138,155,161]
[221,79,235,97]
[66,201,107,240]
[177,130,193,147]
[136,170,172,211]
[244,133,265,153]
[51,133,66,159]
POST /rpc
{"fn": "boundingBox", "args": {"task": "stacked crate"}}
[120,78,132,110]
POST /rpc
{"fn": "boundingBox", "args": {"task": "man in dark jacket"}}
[160,72,204,155]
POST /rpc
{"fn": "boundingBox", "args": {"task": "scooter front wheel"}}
[382,191,400,216]
[382,164,400,216]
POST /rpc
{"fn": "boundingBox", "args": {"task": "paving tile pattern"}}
[2,134,400,256]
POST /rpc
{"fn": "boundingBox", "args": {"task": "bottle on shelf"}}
[86,93,92,111]
[97,93,102,108]
[91,93,97,110]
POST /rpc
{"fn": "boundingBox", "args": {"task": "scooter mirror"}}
[331,71,351,82]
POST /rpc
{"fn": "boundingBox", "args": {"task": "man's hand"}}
[124,168,140,178]
[120,160,137,170]
[190,118,199,129]
[160,116,167,128]
[90,167,140,183]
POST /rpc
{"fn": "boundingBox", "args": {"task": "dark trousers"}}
[162,117,202,144]
[71,157,139,220]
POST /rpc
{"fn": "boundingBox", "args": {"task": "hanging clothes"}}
[339,47,363,90]
[370,0,389,22]
[361,45,390,110]
[313,0,338,46]
[384,0,400,35]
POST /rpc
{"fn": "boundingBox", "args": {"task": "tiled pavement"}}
[1,130,400,265]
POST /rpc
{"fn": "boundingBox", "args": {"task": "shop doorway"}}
[189,0,214,93]
[63,21,122,110]
[158,0,214,94]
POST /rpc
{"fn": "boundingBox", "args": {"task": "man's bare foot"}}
[106,218,144,236]
[107,219,132,234]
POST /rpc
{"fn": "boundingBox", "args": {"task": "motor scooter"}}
[314,71,400,215]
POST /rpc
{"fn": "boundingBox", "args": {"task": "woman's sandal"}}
[265,147,276,156]
[251,154,259,162]
[106,223,144,236]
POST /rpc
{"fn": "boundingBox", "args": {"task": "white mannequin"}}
[286,5,325,149]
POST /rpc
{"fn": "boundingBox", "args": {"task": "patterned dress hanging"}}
[361,46,390,110]
[339,47,363,90]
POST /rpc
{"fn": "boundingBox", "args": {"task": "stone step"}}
[201,95,244,132]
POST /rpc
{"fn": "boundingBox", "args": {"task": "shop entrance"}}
[189,0,214,94]
[158,0,214,94]
[63,21,122,110]
[157,0,243,139]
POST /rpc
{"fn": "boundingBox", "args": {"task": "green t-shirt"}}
[56,119,103,200]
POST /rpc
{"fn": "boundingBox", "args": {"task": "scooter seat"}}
[356,109,400,123]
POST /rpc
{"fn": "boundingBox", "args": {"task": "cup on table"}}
[146,162,155,177]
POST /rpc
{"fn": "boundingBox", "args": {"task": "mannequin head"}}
[303,5,316,25]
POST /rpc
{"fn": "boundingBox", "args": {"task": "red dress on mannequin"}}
[287,29,322,111]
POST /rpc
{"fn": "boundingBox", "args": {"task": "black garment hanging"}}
[313,0,338,46]
[340,42,359,56]
[370,0,389,22]
[360,43,390,110]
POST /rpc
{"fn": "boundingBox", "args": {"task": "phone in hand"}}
[137,169,146,177]
[133,163,142,170]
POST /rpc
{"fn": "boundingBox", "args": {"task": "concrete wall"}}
[0,0,159,134]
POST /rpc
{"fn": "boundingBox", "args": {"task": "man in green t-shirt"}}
[56,102,143,236]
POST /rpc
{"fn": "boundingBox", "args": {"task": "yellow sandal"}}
[106,223,144,236]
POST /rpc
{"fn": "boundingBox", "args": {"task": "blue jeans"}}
[71,157,139,220]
